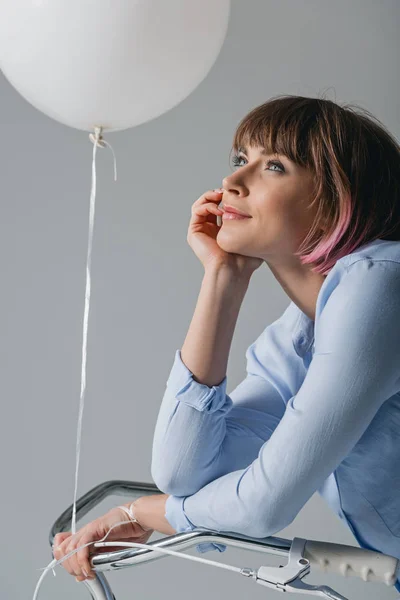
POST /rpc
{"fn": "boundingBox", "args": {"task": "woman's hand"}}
[52,505,154,582]
[187,188,263,275]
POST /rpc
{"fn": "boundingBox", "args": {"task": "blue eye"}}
[230,154,285,173]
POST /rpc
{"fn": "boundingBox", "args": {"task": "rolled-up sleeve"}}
[151,348,232,495]
[151,304,298,498]
[163,259,400,548]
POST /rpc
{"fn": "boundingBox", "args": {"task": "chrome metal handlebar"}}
[49,480,399,600]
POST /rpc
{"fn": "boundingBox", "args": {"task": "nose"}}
[222,176,245,196]
[222,176,231,190]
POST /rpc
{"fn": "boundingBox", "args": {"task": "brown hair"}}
[230,94,400,274]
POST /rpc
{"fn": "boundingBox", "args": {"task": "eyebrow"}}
[237,146,274,156]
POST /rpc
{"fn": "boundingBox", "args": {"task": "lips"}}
[222,212,250,221]
[222,204,251,217]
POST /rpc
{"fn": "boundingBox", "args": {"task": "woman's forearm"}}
[180,266,252,387]
[132,494,176,535]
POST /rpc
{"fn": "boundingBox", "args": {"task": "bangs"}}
[231,95,320,171]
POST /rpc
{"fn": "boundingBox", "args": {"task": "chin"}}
[217,234,252,256]
[216,233,237,252]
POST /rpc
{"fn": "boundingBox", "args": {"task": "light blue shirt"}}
[151,238,400,592]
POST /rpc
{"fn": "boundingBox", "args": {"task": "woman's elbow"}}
[151,462,200,497]
[244,502,296,540]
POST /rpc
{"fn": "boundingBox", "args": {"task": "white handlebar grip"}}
[304,540,399,586]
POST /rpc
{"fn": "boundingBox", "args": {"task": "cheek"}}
[260,198,312,245]
[257,186,314,228]
[262,199,299,228]
[280,192,315,224]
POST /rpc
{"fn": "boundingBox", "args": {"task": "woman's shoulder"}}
[321,238,400,294]
[317,238,400,322]
[336,238,400,270]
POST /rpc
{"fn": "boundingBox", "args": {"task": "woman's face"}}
[218,145,320,265]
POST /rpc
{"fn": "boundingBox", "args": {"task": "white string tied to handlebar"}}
[31,136,246,598]
[34,518,244,600]
[71,127,117,536]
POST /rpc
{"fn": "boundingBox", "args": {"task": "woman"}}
[54,95,400,591]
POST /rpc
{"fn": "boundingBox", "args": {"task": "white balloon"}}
[0,0,230,132]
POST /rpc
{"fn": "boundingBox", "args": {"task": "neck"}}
[265,259,326,321]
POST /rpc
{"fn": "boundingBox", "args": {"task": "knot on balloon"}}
[88,127,118,181]
[89,127,107,148]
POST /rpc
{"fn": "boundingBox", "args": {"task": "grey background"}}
[1,1,399,598]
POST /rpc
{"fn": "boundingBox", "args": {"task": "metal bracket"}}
[251,537,349,599]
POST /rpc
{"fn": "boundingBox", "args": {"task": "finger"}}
[67,536,86,577]
[53,532,72,549]
[194,190,224,207]
[58,533,81,576]
[53,541,75,576]
[76,534,96,579]
[193,201,224,213]
[192,203,224,220]
[192,203,223,226]
[192,209,223,225]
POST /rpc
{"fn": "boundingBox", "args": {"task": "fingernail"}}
[82,569,88,577]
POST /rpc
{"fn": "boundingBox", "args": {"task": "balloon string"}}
[71,127,117,535]
[34,518,243,600]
